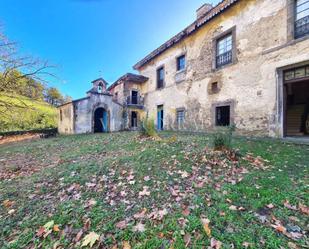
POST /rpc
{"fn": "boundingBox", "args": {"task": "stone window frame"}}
[176,107,186,125]
[211,100,235,127]
[176,53,186,72]
[287,0,309,41]
[212,26,237,71]
[156,65,165,90]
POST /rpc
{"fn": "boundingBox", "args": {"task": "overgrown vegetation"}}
[0,27,68,132]
[211,125,235,150]
[140,116,157,137]
[0,132,308,249]
[0,94,57,132]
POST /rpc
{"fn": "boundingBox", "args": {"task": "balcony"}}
[125,95,144,109]
[216,50,232,68]
[295,16,309,39]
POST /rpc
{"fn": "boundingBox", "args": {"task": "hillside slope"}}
[0,94,58,132]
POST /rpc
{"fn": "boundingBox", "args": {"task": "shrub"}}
[212,125,235,150]
[140,117,157,137]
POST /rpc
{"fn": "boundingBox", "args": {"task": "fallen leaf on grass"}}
[133,208,147,219]
[75,230,83,242]
[53,225,60,232]
[116,220,128,229]
[299,203,309,215]
[85,199,97,208]
[81,232,100,248]
[123,241,131,249]
[144,176,150,181]
[183,233,191,247]
[138,186,150,197]
[3,199,14,208]
[288,242,299,249]
[210,237,222,249]
[201,218,211,237]
[44,220,55,230]
[182,207,190,216]
[284,200,298,211]
[266,203,274,209]
[229,205,237,211]
[8,209,15,215]
[271,224,286,233]
[36,227,46,237]
[132,222,146,232]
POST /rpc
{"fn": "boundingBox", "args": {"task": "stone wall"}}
[58,94,123,134]
[58,103,74,134]
[137,0,309,137]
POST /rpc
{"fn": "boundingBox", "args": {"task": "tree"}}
[0,27,56,114]
[46,87,63,106]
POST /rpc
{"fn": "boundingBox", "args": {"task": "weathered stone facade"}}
[59,0,309,137]
[133,0,309,137]
[58,79,123,134]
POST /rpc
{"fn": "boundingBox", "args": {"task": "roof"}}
[91,77,108,85]
[133,0,240,70]
[57,97,90,108]
[108,73,149,91]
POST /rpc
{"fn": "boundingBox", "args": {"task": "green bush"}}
[212,125,235,150]
[140,117,157,137]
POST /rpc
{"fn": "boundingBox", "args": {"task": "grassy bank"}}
[0,94,57,132]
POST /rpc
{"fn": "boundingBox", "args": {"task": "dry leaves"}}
[132,223,146,233]
[138,186,150,197]
[201,218,211,237]
[81,232,100,248]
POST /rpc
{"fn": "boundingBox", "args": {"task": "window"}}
[211,82,219,93]
[60,110,63,122]
[177,110,185,126]
[114,92,118,101]
[131,90,138,105]
[157,67,165,89]
[216,34,233,68]
[177,55,186,71]
[295,0,309,38]
[216,106,230,126]
[98,83,103,93]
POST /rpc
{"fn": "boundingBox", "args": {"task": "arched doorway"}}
[94,107,108,133]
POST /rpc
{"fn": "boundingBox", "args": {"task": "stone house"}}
[58,0,309,138]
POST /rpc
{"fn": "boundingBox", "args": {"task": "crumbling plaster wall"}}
[73,94,123,134]
[138,0,309,137]
[58,103,74,134]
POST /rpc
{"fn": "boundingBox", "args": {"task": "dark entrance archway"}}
[94,107,108,133]
[131,111,138,128]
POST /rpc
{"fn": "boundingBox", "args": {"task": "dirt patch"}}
[0,133,42,145]
[0,153,60,180]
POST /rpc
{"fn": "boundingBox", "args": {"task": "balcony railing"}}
[125,95,144,108]
[295,16,309,39]
[216,50,232,68]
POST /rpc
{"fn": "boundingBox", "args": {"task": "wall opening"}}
[157,105,164,130]
[94,107,108,133]
[284,81,309,136]
[131,90,138,105]
[216,106,230,126]
[283,65,309,137]
[131,111,138,128]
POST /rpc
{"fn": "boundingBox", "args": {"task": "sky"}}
[0,0,219,99]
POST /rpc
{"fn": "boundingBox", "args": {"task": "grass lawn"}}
[0,132,308,249]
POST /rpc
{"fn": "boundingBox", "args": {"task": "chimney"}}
[196,3,213,19]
